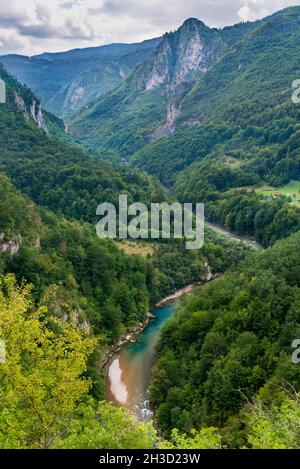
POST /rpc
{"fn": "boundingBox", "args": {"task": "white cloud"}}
[0,28,30,54]
[238,0,300,22]
[0,0,299,55]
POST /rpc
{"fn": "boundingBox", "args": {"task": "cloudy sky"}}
[0,0,299,56]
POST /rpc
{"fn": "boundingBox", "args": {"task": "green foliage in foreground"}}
[159,428,221,449]
[56,401,156,450]
[0,274,223,449]
[1,274,299,449]
[0,275,155,449]
[247,391,300,449]
[0,274,221,449]
[151,231,300,446]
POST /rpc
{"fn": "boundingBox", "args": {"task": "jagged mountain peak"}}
[180,17,208,30]
[135,17,221,93]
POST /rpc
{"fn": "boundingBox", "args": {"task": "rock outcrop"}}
[30,99,49,134]
[15,93,48,134]
[0,232,21,255]
[135,18,223,139]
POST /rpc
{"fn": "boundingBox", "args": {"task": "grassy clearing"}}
[255,181,300,206]
[116,240,155,257]
[255,184,276,196]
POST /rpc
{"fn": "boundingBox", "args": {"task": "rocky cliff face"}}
[131,18,224,140]
[15,92,48,134]
[30,99,49,134]
[0,232,21,256]
[136,18,222,95]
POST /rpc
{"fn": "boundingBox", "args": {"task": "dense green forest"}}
[0,172,250,348]
[4,272,297,449]
[0,64,253,432]
[133,102,300,190]
[132,107,300,245]
[150,230,300,446]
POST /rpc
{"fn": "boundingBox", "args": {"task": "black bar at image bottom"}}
[0,450,298,466]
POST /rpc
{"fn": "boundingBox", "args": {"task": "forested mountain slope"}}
[70,8,297,154]
[151,230,300,447]
[0,65,167,223]
[130,7,300,245]
[0,173,154,349]
[133,7,300,177]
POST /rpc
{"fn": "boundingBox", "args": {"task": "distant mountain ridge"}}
[0,38,160,119]
[3,5,300,192]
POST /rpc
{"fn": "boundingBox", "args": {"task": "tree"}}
[159,428,222,449]
[57,400,156,449]
[0,274,95,448]
[247,391,300,449]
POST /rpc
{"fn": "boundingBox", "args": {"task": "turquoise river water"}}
[105,301,178,421]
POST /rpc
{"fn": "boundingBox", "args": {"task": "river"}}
[205,220,264,251]
[104,301,179,421]
[104,223,264,421]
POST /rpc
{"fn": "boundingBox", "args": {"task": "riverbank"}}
[104,276,223,420]
[154,275,224,308]
[101,270,228,371]
[104,223,264,419]
[205,220,264,251]
[102,222,263,368]
[154,283,198,308]
[100,312,156,369]
[100,283,199,369]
